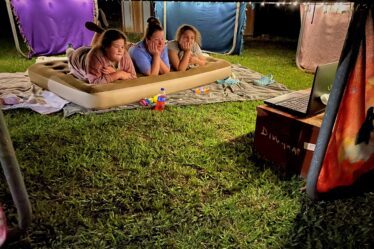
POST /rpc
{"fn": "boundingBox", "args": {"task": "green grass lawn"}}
[0,38,373,248]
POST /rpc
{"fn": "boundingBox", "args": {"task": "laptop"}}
[264,62,338,117]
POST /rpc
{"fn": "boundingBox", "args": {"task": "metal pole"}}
[0,109,32,240]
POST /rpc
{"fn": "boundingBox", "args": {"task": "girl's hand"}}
[146,40,159,56]
[189,55,199,64]
[118,71,132,80]
[180,41,192,51]
[102,66,116,74]
[157,41,165,54]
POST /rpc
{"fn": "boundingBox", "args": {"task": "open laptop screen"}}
[307,61,338,116]
[264,61,338,117]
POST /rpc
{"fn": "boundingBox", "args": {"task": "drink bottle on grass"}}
[154,88,166,111]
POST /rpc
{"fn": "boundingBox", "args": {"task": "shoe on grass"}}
[216,77,240,86]
[254,74,275,86]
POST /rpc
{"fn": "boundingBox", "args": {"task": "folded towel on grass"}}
[0,72,69,114]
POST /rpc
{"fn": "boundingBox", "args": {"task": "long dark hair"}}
[99,29,127,52]
[144,17,163,40]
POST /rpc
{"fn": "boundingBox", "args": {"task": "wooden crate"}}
[254,104,324,177]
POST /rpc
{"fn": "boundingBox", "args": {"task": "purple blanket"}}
[10,0,95,57]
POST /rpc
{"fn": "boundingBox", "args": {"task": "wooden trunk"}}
[254,104,324,177]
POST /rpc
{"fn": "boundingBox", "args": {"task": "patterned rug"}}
[63,64,290,117]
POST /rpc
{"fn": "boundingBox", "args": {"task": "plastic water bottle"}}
[154,88,166,111]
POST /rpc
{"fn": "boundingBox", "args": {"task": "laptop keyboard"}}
[278,94,310,111]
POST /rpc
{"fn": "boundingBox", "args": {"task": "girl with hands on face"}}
[129,17,170,76]
[146,38,163,56]
[67,29,136,84]
[167,24,206,72]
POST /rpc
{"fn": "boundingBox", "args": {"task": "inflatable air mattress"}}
[27,57,231,109]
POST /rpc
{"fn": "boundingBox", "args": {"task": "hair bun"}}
[147,17,160,26]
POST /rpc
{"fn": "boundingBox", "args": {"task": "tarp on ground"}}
[154,2,246,55]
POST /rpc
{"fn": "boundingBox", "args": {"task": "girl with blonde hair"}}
[167,24,206,71]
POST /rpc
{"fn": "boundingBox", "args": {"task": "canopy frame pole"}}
[5,0,29,58]
[0,109,32,242]
[224,2,241,55]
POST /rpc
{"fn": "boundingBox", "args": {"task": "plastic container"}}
[193,86,209,95]
[154,88,166,111]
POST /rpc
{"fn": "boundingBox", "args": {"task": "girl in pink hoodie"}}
[67,29,136,84]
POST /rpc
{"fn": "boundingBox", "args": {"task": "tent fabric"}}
[9,0,96,57]
[306,2,374,199]
[154,2,246,55]
[316,4,374,193]
[296,3,353,73]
